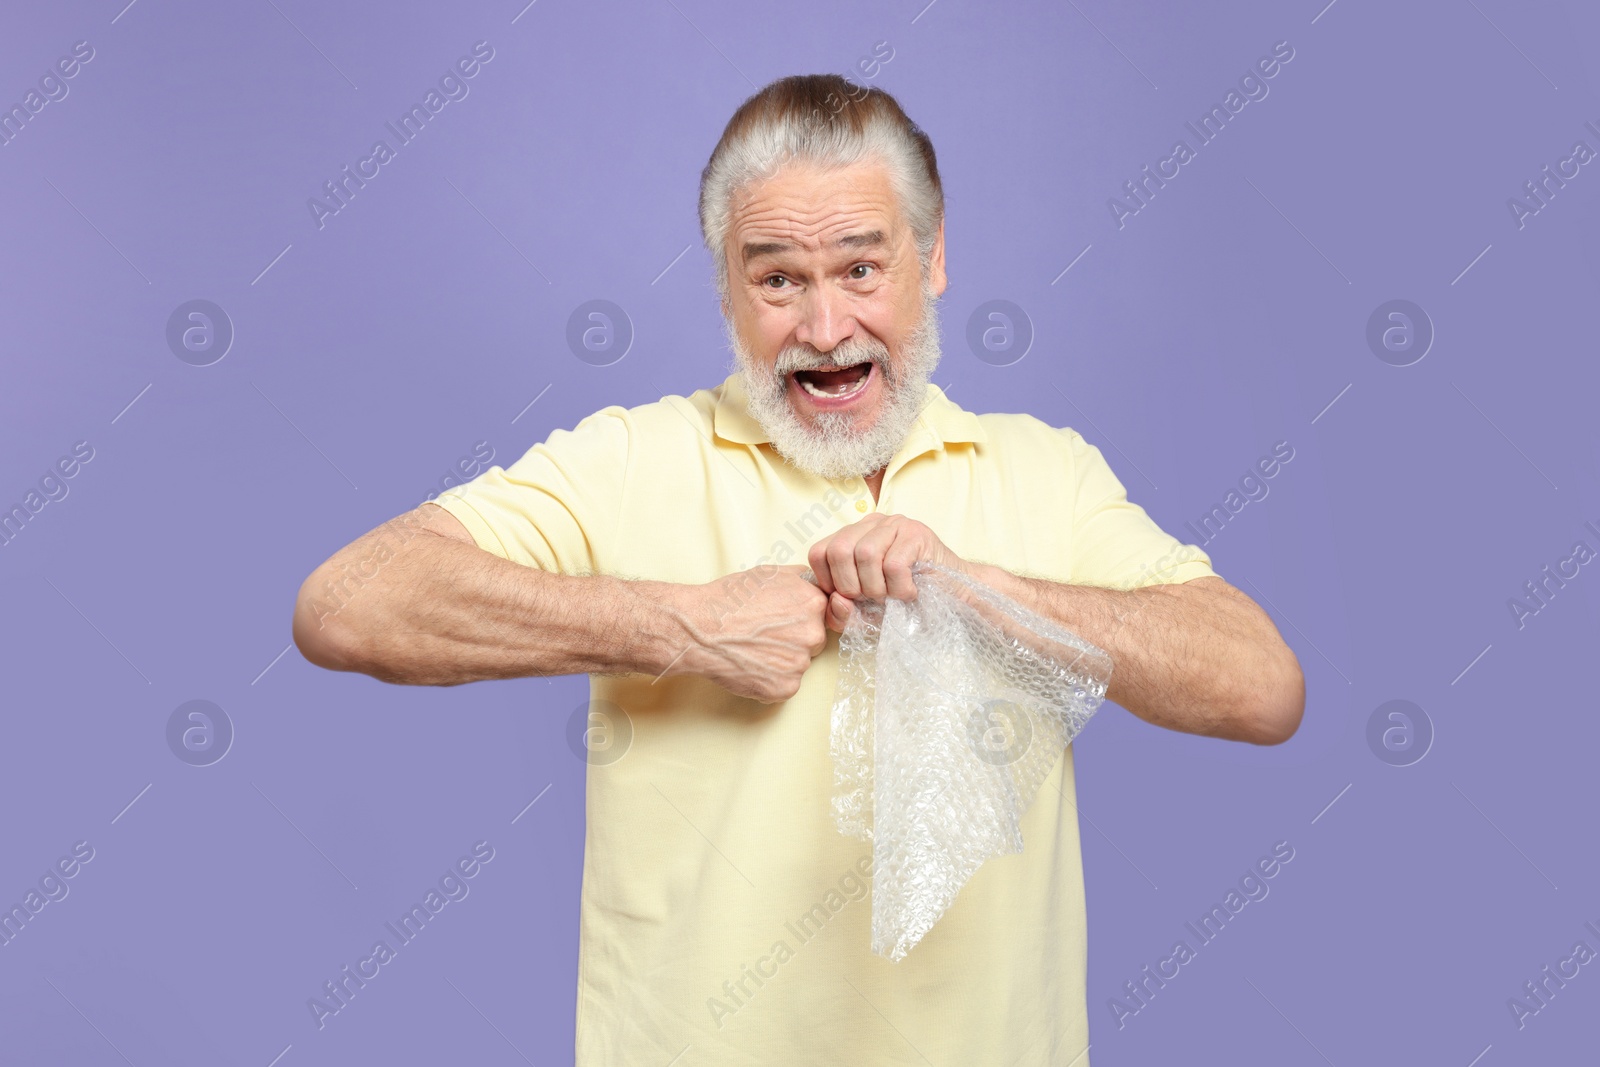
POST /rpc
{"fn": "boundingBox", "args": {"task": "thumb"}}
[827,591,854,633]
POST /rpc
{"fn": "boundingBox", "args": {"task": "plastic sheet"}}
[824,561,1113,961]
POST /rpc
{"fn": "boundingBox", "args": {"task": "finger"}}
[806,525,861,596]
[824,527,868,599]
[827,591,853,633]
[805,537,835,595]
[851,523,901,599]
[881,532,926,600]
[808,611,830,655]
[810,514,886,599]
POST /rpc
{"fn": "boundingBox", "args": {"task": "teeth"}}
[798,367,870,399]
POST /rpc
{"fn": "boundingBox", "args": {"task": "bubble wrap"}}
[827,561,1113,961]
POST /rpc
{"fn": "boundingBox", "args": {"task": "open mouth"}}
[792,361,874,401]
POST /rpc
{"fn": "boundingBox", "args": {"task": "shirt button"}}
[856,499,869,513]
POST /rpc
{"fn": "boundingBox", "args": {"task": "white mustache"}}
[773,344,889,378]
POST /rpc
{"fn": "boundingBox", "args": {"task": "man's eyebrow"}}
[741,229,887,264]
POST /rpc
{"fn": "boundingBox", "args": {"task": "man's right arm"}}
[291,503,827,700]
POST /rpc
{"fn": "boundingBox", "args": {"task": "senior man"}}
[294,73,1303,1066]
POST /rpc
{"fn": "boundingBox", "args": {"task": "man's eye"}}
[849,264,875,279]
[764,275,790,289]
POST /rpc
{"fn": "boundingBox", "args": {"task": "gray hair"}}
[697,74,944,308]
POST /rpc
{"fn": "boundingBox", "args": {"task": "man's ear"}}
[929,217,948,295]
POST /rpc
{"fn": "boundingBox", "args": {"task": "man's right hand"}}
[663,564,830,704]
[295,504,831,695]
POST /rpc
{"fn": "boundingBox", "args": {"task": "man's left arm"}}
[807,514,1304,747]
[970,564,1301,745]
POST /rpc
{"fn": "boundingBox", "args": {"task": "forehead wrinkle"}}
[729,160,907,263]
[736,205,899,266]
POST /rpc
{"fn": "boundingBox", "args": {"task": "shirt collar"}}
[711,370,988,449]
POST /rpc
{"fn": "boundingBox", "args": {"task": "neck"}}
[865,468,884,504]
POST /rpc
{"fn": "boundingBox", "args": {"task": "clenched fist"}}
[806,513,972,633]
[663,564,829,703]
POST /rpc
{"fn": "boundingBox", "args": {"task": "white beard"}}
[726,279,944,482]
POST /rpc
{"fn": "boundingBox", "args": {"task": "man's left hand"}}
[806,514,970,633]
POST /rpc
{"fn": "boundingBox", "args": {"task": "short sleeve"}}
[1064,428,1218,590]
[425,407,630,575]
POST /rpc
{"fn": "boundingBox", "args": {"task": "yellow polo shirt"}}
[428,371,1217,1066]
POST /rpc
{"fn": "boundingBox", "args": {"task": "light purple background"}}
[3,1,1597,1063]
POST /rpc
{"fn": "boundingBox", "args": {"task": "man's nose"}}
[794,284,855,355]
